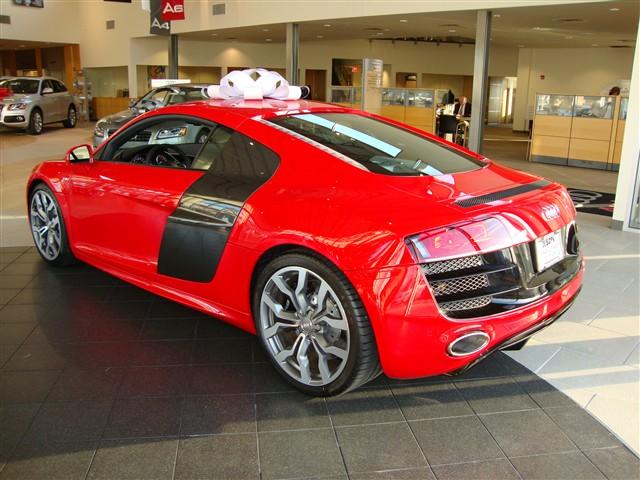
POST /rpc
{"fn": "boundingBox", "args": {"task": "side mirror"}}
[66,144,94,164]
[42,87,54,95]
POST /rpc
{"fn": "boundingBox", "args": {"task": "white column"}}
[285,22,299,85]
[468,10,492,153]
[611,18,640,231]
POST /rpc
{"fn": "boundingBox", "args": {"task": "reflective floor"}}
[1,247,639,479]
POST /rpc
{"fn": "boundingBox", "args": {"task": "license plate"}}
[534,230,565,272]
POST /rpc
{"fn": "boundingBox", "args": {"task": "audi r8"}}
[27,98,583,395]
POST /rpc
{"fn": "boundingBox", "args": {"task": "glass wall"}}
[630,154,640,229]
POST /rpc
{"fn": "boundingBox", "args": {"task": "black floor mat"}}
[567,188,615,217]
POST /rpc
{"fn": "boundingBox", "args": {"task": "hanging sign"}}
[161,0,185,21]
[150,0,171,35]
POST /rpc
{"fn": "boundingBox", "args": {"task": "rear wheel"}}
[253,253,380,396]
[27,109,43,135]
[29,184,76,266]
[62,105,77,128]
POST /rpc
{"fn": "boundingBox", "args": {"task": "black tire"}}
[27,108,43,135]
[62,105,77,128]
[253,252,380,396]
[29,184,77,267]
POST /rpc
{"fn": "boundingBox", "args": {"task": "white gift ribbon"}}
[203,68,303,101]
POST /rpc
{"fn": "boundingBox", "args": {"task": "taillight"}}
[406,217,518,263]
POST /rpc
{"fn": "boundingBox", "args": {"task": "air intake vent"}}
[106,19,116,30]
[0,15,10,24]
[454,179,551,208]
[212,3,226,15]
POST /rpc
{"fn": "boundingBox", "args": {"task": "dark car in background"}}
[92,83,208,146]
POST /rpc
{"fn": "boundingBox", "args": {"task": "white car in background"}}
[0,77,79,135]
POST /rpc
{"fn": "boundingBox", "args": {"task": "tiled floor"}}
[1,247,639,480]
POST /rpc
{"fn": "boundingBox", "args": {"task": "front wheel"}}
[253,253,380,396]
[29,184,76,266]
[62,105,77,128]
[27,109,43,135]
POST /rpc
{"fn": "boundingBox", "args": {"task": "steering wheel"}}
[145,144,189,168]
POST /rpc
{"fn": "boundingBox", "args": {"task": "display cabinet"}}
[330,86,361,109]
[530,93,622,171]
[612,97,628,169]
[379,87,435,133]
[381,88,407,123]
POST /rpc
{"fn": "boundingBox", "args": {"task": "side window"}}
[204,131,280,180]
[53,80,67,93]
[101,116,216,170]
[41,79,53,93]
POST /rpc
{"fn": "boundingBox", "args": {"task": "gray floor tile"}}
[0,290,20,306]
[455,377,538,414]
[336,423,427,473]
[510,451,606,479]
[104,397,181,438]
[186,364,254,395]
[583,447,640,480]
[257,391,330,431]
[544,406,622,450]
[431,459,520,480]
[0,370,60,403]
[512,372,577,408]
[326,386,403,426]
[392,381,473,421]
[87,437,178,480]
[176,434,258,480]
[350,467,435,479]
[180,394,256,435]
[192,338,253,364]
[148,299,207,319]
[197,318,249,338]
[259,428,345,479]
[0,323,35,345]
[253,363,296,393]
[480,409,576,457]
[108,286,158,303]
[410,416,504,466]
[0,403,41,462]
[23,400,112,443]
[0,304,48,323]
[70,342,135,368]
[128,340,193,366]
[0,344,19,369]
[85,318,144,342]
[0,275,37,290]
[47,366,125,402]
[118,366,187,397]
[94,301,152,321]
[140,318,198,340]
[0,441,96,480]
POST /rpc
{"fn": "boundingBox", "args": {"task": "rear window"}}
[269,112,484,176]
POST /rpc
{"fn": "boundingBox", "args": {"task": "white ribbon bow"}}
[203,68,303,101]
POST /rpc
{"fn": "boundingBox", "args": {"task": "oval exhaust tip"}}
[447,331,490,357]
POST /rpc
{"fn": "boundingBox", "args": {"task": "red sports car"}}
[27,99,583,395]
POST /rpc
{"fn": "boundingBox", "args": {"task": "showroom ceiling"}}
[180,0,638,49]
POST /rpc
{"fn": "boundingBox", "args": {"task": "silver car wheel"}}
[33,111,43,133]
[68,108,76,126]
[30,190,62,261]
[259,266,350,387]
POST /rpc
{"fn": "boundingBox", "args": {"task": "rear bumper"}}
[350,258,584,379]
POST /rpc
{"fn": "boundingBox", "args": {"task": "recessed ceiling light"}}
[265,38,272,42]
[592,43,599,46]
[262,28,269,32]
[609,7,620,11]
[448,29,456,33]
[565,35,573,39]
[518,44,525,47]
[210,33,217,36]
[323,24,331,27]
[532,26,552,31]
[493,13,501,18]
[399,19,408,23]
[19,45,25,47]
[316,35,324,39]
[384,28,390,32]
[376,32,384,35]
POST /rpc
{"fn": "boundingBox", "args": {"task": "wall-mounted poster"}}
[13,0,44,7]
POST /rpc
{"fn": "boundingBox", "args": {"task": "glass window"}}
[269,112,484,176]
[166,87,207,105]
[0,78,40,94]
[408,90,434,108]
[41,80,54,93]
[102,116,219,170]
[382,89,406,106]
[535,94,574,116]
[52,80,68,93]
[630,154,640,230]
[573,96,615,119]
[619,98,629,120]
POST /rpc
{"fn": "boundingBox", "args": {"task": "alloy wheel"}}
[30,190,62,260]
[259,266,350,386]
[33,111,43,133]
[69,108,77,126]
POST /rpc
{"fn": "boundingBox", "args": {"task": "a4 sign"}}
[150,0,184,36]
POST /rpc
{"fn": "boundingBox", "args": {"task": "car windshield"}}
[0,79,40,94]
[269,112,484,176]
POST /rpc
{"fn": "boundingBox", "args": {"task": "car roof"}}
[159,98,351,119]
[2,76,59,81]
